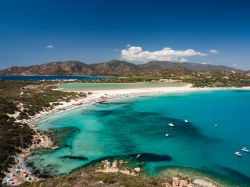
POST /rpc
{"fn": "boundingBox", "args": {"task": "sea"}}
[25,90,250,185]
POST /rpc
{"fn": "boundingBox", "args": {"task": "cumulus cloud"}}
[121,45,206,63]
[209,49,218,54]
[46,45,54,49]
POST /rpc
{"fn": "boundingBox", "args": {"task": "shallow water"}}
[57,82,185,91]
[26,90,250,184]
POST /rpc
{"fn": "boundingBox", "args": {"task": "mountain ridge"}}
[0,60,242,76]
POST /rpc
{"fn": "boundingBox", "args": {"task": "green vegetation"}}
[18,86,80,118]
[181,72,250,87]
[0,80,86,180]
[78,71,250,87]
[0,114,34,179]
[79,76,165,83]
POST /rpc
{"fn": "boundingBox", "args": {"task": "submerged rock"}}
[60,155,88,161]
[131,153,172,162]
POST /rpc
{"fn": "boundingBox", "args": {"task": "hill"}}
[0,60,241,76]
[141,61,238,72]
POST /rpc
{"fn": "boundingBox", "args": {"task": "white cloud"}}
[209,49,218,54]
[121,45,207,63]
[46,45,54,49]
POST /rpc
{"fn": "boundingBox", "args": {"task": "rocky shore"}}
[2,129,56,186]
[16,158,221,187]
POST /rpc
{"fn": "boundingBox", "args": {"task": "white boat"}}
[184,119,189,123]
[136,154,141,158]
[234,151,242,157]
[168,123,174,127]
[165,133,170,137]
[214,124,219,127]
[242,147,249,152]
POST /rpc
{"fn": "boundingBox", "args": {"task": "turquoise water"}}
[57,82,185,91]
[26,90,250,184]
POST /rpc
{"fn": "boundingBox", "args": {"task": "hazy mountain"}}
[0,61,93,76]
[141,61,239,72]
[0,60,241,76]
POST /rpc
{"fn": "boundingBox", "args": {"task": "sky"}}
[0,0,250,69]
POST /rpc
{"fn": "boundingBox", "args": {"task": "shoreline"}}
[3,84,250,185]
[20,83,250,124]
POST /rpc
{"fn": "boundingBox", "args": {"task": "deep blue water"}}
[26,90,250,184]
[0,75,107,81]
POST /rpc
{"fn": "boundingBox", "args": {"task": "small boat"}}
[136,154,141,158]
[168,123,174,127]
[214,124,219,127]
[184,119,189,123]
[234,151,242,157]
[165,133,170,137]
[242,147,249,153]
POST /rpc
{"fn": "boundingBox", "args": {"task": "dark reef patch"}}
[130,153,172,162]
[69,152,173,174]
[60,155,88,161]
[26,162,60,178]
[98,101,132,106]
[63,144,73,149]
[219,166,250,183]
[93,109,120,116]
[232,90,250,93]
[49,126,80,148]
[87,153,172,166]
[163,117,210,139]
